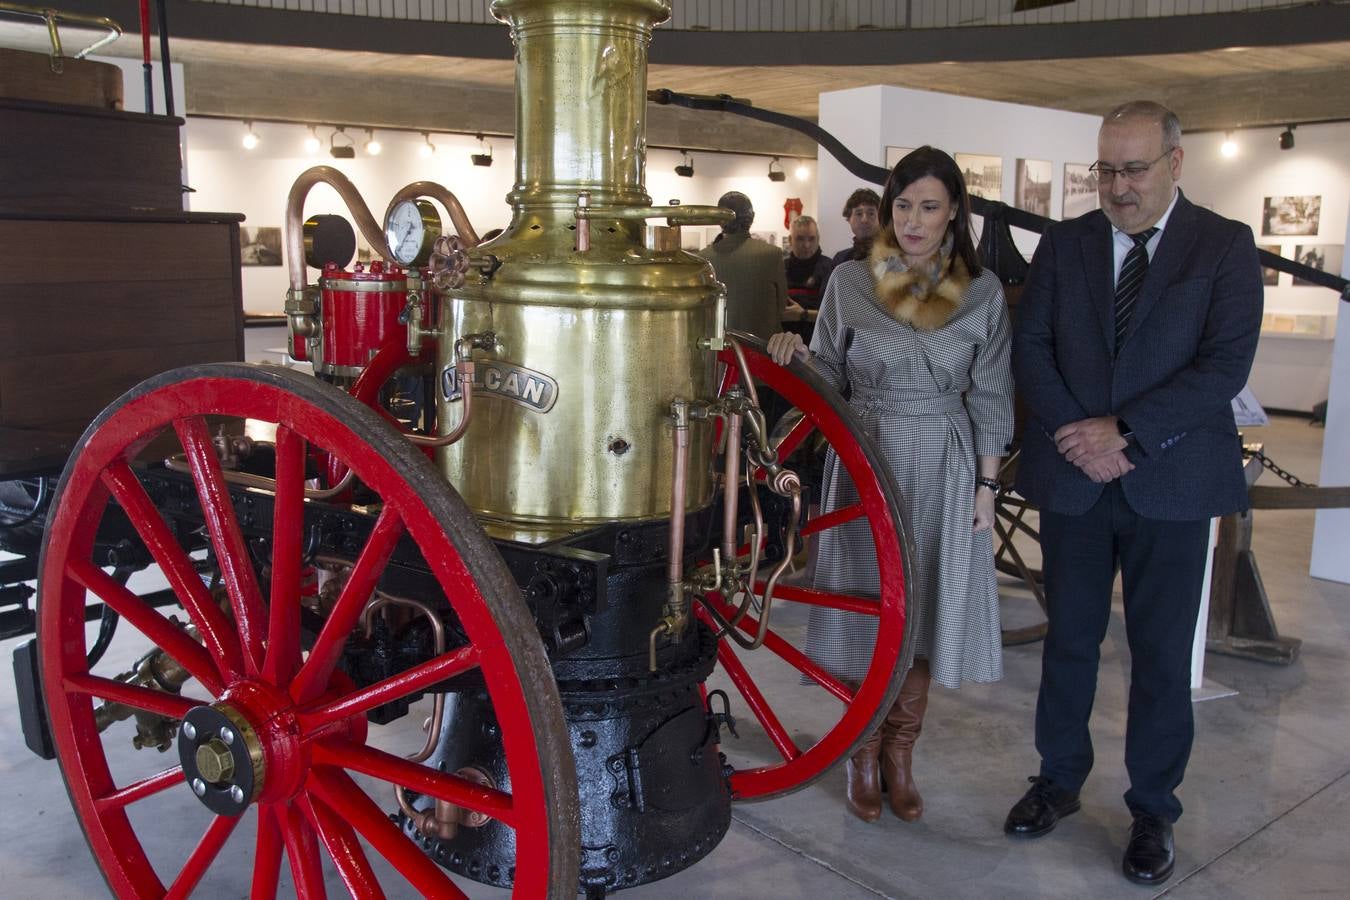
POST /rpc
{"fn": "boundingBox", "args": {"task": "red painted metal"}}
[710,338,910,801]
[38,367,574,897]
[318,261,411,373]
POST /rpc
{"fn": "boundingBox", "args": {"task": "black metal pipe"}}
[154,0,174,117]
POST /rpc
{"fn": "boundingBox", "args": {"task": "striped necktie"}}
[1114,227,1158,354]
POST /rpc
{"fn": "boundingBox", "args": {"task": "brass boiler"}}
[436,0,729,538]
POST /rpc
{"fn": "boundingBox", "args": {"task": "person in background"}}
[699,191,790,342]
[831,188,881,266]
[767,146,1013,826]
[785,215,834,310]
[1004,100,1262,887]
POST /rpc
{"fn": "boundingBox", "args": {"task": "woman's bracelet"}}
[975,476,1002,495]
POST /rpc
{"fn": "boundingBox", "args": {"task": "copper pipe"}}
[405,335,485,448]
[359,594,446,763]
[285,166,392,292]
[650,398,691,670]
[386,182,481,247]
[720,401,743,570]
[730,338,761,411]
[574,191,591,252]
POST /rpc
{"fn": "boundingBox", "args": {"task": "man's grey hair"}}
[1104,100,1183,150]
[790,215,819,233]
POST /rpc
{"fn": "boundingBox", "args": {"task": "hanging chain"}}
[1246,448,1317,488]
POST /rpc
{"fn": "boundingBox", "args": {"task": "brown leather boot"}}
[845,727,884,822]
[881,659,931,822]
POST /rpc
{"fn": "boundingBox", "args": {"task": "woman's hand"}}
[766,331,809,366]
[973,485,996,533]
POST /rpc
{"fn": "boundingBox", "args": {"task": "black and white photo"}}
[240,226,283,266]
[1258,244,1282,287]
[955,153,1003,202]
[1262,195,1321,237]
[1014,158,1052,218]
[1292,243,1343,287]
[1062,163,1098,219]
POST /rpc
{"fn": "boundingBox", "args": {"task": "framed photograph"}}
[1014,158,1052,218]
[750,231,778,249]
[240,226,283,266]
[1062,163,1098,219]
[1257,244,1283,287]
[680,228,704,251]
[885,146,915,168]
[1262,195,1321,237]
[955,153,1002,202]
[1292,244,1343,287]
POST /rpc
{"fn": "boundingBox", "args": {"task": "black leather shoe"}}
[1122,813,1174,885]
[1004,776,1081,837]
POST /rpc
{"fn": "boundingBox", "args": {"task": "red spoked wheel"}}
[38,363,579,898]
[705,334,916,801]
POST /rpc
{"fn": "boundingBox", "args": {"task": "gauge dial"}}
[384,199,441,267]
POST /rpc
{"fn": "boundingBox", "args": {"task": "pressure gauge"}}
[383,199,441,267]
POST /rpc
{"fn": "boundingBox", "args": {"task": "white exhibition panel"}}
[815,84,1101,260]
[1309,205,1350,585]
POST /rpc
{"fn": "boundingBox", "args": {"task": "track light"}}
[1279,125,1295,150]
[365,129,382,156]
[674,150,694,178]
[419,132,436,158]
[303,126,320,155]
[241,121,259,150]
[795,161,810,180]
[1220,133,1238,159]
[471,134,494,167]
[767,156,786,182]
[330,127,355,159]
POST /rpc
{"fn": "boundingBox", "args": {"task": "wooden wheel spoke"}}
[251,804,284,900]
[758,581,881,617]
[165,814,241,900]
[102,461,244,679]
[297,644,480,734]
[298,792,386,899]
[175,416,268,675]
[799,502,864,538]
[263,425,306,685]
[94,764,184,814]
[309,767,470,899]
[65,672,200,720]
[713,638,801,762]
[279,801,327,900]
[706,594,854,704]
[313,738,515,826]
[69,557,223,694]
[292,507,406,704]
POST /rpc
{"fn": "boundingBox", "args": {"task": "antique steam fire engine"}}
[27,1,913,896]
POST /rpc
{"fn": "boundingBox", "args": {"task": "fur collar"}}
[869,231,972,330]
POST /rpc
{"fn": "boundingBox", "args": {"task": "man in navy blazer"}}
[1003,101,1262,886]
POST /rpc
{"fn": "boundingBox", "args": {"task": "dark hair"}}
[841,188,881,219]
[878,146,982,276]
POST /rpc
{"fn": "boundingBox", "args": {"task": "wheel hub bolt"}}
[229,785,245,804]
[181,721,197,741]
[191,778,206,797]
[195,739,236,784]
[219,726,235,746]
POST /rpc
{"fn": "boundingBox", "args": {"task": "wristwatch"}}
[975,476,1002,495]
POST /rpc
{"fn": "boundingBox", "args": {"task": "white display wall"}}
[182,118,817,315]
[816,85,1101,261]
[1310,203,1350,586]
[1179,123,1349,413]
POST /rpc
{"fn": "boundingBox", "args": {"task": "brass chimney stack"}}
[437,0,728,540]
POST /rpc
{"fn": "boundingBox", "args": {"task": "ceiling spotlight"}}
[1220,133,1238,159]
[330,127,355,159]
[795,161,810,180]
[419,132,436,158]
[241,121,259,150]
[303,126,320,155]
[472,134,494,167]
[365,129,382,156]
[674,150,694,178]
[1279,125,1295,150]
[768,156,786,182]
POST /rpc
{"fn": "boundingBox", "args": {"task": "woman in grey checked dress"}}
[768,147,1013,824]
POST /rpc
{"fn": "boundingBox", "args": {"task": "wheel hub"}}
[178,703,265,816]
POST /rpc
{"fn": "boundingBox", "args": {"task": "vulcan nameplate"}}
[443,361,559,413]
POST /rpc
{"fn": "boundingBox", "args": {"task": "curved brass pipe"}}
[386,182,481,247]
[285,166,392,292]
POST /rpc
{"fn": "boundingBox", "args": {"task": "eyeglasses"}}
[1088,148,1176,182]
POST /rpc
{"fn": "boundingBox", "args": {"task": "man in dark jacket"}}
[831,188,881,266]
[785,215,833,310]
[1004,101,1262,887]
[698,192,788,341]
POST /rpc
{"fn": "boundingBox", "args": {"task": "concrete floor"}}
[1,414,1345,898]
